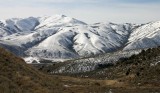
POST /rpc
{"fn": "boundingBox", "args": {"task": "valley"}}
[0,47,160,93]
[0,15,160,93]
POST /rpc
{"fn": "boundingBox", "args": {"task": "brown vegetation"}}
[1,47,160,93]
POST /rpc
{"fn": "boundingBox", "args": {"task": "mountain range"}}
[0,15,160,61]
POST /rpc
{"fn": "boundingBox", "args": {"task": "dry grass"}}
[0,47,160,93]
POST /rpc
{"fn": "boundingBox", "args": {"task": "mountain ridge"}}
[0,15,160,61]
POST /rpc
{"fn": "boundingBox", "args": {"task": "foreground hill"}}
[0,47,160,93]
[0,47,139,93]
[0,47,64,93]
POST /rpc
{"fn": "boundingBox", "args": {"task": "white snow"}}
[0,15,160,62]
[124,21,160,50]
[23,57,40,64]
[35,15,86,30]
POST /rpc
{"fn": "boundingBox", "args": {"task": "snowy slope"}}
[0,21,12,37]
[35,15,87,30]
[0,17,39,34]
[124,21,160,50]
[52,49,141,73]
[0,15,88,58]
[0,15,160,61]
[27,23,133,59]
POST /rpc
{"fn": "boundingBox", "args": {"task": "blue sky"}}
[0,0,160,23]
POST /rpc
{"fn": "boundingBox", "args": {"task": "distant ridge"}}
[0,15,160,61]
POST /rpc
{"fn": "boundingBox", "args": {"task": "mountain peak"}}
[36,15,87,29]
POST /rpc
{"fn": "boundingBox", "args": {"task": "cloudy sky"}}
[0,0,160,23]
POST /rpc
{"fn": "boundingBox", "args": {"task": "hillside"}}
[0,47,133,93]
[32,47,160,92]
[57,47,160,89]
[36,49,141,73]
[0,47,64,93]
[0,46,160,93]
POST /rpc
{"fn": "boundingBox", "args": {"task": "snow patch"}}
[23,57,40,64]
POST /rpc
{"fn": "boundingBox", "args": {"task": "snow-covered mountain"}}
[124,21,160,50]
[0,15,160,61]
